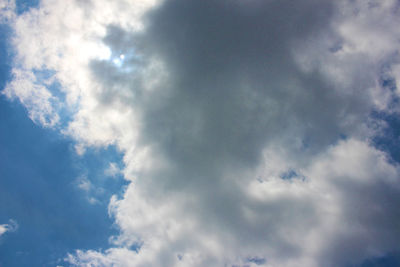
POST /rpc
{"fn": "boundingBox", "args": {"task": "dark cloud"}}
[133,0,370,167]
[85,0,375,202]
[83,1,400,265]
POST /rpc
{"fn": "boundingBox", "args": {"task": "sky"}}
[1,0,400,266]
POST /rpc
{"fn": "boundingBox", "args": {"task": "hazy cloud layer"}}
[3,0,400,266]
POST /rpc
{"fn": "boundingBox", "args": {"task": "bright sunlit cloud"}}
[112,54,125,67]
[0,220,18,237]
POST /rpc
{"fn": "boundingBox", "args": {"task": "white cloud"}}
[76,175,92,192]
[0,226,7,236]
[3,0,400,266]
[0,219,18,237]
[104,162,121,178]
[3,68,60,126]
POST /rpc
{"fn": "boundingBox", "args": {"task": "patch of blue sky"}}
[378,59,400,109]
[0,97,124,266]
[365,80,400,267]
[15,0,40,15]
[73,145,128,205]
[279,169,306,183]
[354,252,400,267]
[378,63,398,108]
[0,13,127,266]
[365,63,400,165]
[329,42,343,54]
[279,169,300,180]
[380,76,397,92]
[31,68,57,82]
[246,256,266,265]
[371,111,400,165]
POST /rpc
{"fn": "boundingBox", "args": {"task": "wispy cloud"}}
[104,162,121,178]
[0,219,18,237]
[76,175,92,192]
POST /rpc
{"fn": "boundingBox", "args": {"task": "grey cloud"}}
[134,0,369,166]
[319,171,400,266]
[74,0,400,266]
[89,0,375,194]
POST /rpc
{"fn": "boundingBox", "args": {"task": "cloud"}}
[0,219,18,237]
[3,69,61,126]
[0,0,16,23]
[104,162,121,178]
[3,0,400,266]
[76,175,92,192]
[75,175,106,205]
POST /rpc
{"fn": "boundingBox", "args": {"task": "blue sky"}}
[0,97,123,266]
[0,2,126,265]
[1,0,400,266]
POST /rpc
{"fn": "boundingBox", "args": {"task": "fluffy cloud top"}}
[3,0,400,266]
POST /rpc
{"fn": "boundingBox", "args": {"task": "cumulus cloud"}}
[3,0,400,266]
